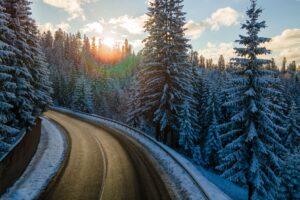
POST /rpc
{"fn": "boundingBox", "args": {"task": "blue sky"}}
[32,0,300,64]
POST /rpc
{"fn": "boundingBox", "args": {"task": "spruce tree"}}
[281,57,287,73]
[127,78,142,128]
[5,0,52,125]
[72,76,93,113]
[3,0,36,129]
[202,73,222,169]
[278,151,300,200]
[217,1,286,199]
[25,18,52,117]
[284,101,300,152]
[135,0,193,147]
[0,2,19,153]
[178,100,199,156]
[218,55,225,71]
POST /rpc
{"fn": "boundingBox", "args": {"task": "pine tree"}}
[218,55,225,71]
[72,76,93,113]
[206,58,213,69]
[40,30,53,60]
[189,50,199,67]
[284,101,300,152]
[202,72,222,168]
[0,2,19,153]
[52,29,65,66]
[217,1,286,199]
[278,151,300,200]
[178,100,199,156]
[91,36,96,56]
[288,61,297,72]
[199,55,205,68]
[83,78,93,113]
[127,78,142,128]
[134,0,193,147]
[281,57,287,73]
[190,66,205,141]
[4,0,37,129]
[25,18,52,117]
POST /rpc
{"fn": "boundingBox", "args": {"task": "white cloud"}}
[184,20,206,39]
[38,22,71,33]
[196,29,300,65]
[198,42,235,62]
[43,0,97,20]
[184,7,240,39]
[108,15,147,35]
[80,21,104,34]
[80,7,239,40]
[267,29,300,64]
[206,7,240,31]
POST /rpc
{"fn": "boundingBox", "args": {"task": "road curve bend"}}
[42,111,171,200]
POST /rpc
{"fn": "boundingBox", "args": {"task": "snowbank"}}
[196,166,248,200]
[0,118,67,200]
[52,107,231,200]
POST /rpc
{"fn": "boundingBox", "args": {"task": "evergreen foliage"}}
[0,0,52,156]
[0,2,18,153]
[72,75,93,113]
[133,0,193,147]
[278,151,300,200]
[217,1,286,199]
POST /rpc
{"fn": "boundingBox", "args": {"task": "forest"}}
[0,0,299,199]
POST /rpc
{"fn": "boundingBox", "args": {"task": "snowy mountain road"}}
[41,111,171,200]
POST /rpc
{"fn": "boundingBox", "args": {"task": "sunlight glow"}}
[103,37,115,48]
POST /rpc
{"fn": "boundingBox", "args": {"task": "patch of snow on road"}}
[1,118,67,200]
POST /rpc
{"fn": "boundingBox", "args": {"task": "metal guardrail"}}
[51,106,210,200]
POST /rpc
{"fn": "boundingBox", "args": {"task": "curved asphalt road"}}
[42,111,171,200]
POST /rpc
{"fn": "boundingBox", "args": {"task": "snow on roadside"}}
[196,166,248,200]
[1,118,67,200]
[53,107,231,200]
[102,122,232,200]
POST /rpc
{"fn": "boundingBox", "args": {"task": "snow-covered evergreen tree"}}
[26,18,52,117]
[278,151,300,200]
[178,100,199,156]
[0,2,19,153]
[72,76,93,113]
[1,0,52,155]
[204,114,221,168]
[217,1,286,199]
[134,0,193,147]
[127,77,143,128]
[218,55,225,71]
[192,146,204,166]
[83,78,93,113]
[4,0,37,128]
[202,74,222,168]
[284,101,300,152]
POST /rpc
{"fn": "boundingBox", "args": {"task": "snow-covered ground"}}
[196,166,247,200]
[1,118,67,200]
[53,107,231,200]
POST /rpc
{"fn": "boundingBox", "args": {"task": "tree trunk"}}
[155,124,160,141]
[248,183,253,200]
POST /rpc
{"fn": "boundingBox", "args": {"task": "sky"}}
[32,0,300,64]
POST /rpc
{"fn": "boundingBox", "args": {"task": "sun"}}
[103,37,115,48]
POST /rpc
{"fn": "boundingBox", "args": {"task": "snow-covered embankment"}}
[1,118,68,200]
